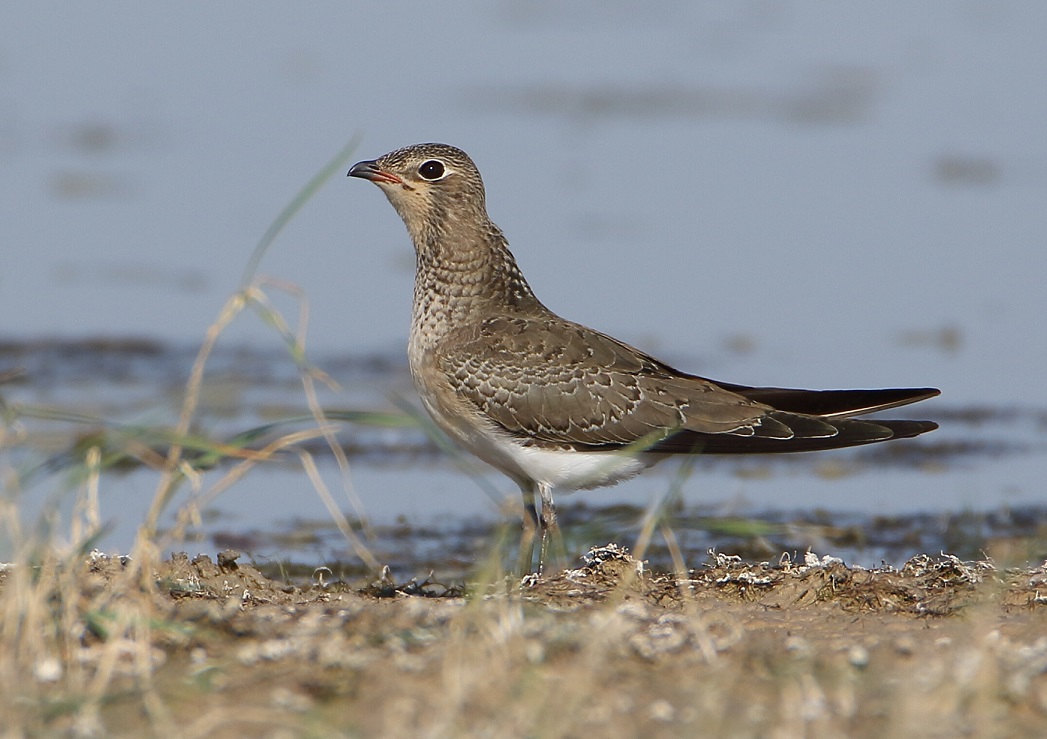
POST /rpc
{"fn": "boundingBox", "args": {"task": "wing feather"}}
[437,315,938,454]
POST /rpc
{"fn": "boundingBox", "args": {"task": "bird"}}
[348,143,939,570]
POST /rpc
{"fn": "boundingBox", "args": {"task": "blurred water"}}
[1,4,1045,405]
[2,4,1046,566]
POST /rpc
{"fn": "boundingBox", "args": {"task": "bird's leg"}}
[537,482,566,573]
[515,482,540,576]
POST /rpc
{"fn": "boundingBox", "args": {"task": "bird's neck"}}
[410,224,542,347]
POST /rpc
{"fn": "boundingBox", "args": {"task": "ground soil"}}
[8,545,1047,737]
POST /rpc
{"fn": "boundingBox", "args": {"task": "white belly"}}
[417,389,650,493]
[507,442,651,492]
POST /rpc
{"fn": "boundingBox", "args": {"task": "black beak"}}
[348,159,402,185]
[348,159,377,178]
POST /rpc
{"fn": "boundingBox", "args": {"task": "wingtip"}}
[886,419,939,439]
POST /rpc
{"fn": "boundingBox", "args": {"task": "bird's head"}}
[349,143,490,246]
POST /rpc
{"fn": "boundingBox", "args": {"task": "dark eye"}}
[418,160,446,180]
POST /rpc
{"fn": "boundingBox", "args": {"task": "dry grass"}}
[4,529,1047,737]
[0,273,379,735]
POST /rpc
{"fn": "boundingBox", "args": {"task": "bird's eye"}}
[418,160,446,180]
